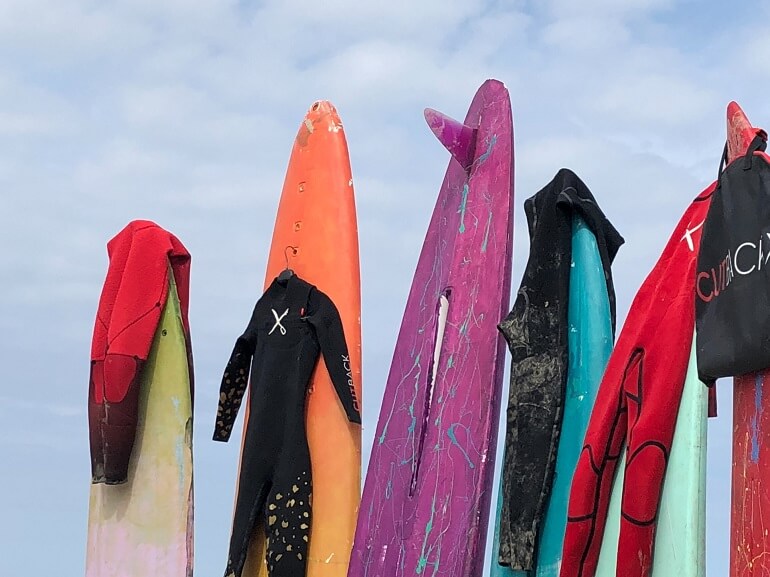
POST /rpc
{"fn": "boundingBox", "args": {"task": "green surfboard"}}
[594,335,706,576]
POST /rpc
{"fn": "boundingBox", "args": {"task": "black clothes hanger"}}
[278,246,297,282]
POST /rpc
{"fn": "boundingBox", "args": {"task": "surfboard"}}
[488,214,614,577]
[594,336,707,576]
[234,100,362,577]
[85,271,194,577]
[727,101,770,577]
[348,79,514,577]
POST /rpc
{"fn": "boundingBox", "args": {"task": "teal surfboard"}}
[594,335,706,576]
[490,214,614,577]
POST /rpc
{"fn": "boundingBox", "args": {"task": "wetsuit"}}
[497,169,624,570]
[214,274,361,577]
[559,185,716,577]
[88,220,192,485]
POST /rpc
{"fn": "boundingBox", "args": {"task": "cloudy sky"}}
[1,0,768,575]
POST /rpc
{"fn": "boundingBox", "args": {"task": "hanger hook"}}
[284,245,298,269]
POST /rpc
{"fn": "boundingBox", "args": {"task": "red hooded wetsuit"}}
[560,185,716,577]
[88,220,192,484]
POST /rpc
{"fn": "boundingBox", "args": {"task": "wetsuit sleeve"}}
[213,306,259,442]
[307,291,362,424]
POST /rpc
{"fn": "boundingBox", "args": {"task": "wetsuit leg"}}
[225,478,271,577]
[265,444,313,577]
[224,416,275,577]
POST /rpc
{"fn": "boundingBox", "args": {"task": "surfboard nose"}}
[307,100,339,119]
[296,100,344,146]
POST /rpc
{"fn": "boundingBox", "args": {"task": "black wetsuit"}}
[497,169,624,570]
[214,274,361,577]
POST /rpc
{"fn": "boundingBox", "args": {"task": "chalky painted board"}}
[235,100,363,577]
[85,274,194,577]
[595,337,707,577]
[489,215,614,577]
[348,79,514,577]
[728,101,770,577]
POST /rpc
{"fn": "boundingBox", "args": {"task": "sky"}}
[1,0,769,575]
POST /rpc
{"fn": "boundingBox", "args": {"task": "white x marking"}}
[681,220,704,252]
[269,308,289,335]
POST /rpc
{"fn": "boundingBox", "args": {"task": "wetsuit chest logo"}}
[270,308,289,335]
[681,219,704,252]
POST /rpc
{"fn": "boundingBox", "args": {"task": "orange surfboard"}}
[235,100,362,577]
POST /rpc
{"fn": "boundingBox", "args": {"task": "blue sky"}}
[2,1,768,575]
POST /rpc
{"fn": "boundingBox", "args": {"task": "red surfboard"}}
[727,101,770,577]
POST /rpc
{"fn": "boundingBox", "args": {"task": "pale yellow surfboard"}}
[85,273,194,577]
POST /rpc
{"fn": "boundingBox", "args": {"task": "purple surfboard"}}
[349,79,514,577]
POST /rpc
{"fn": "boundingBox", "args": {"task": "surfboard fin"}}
[424,108,477,171]
[727,101,768,163]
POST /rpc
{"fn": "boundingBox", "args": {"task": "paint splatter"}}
[459,315,470,337]
[751,373,764,463]
[447,424,475,469]
[458,184,469,233]
[474,134,497,166]
[481,210,493,252]
[379,353,422,445]
[416,495,437,574]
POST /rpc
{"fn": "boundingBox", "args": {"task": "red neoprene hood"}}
[89,220,191,404]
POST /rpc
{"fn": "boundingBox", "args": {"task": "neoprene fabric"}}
[496,169,624,570]
[88,220,192,485]
[214,274,361,577]
[559,186,715,577]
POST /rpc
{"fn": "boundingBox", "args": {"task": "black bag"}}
[696,133,770,382]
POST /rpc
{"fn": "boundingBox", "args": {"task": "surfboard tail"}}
[726,101,767,163]
[727,101,770,577]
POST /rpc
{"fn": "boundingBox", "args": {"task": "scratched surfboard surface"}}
[85,274,194,577]
[727,101,770,577]
[348,79,514,577]
[733,371,770,577]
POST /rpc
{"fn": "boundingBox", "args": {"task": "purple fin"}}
[424,108,477,170]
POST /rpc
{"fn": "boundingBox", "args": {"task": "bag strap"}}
[718,141,728,179]
[717,132,768,179]
[743,132,768,170]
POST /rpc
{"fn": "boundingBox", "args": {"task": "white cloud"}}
[545,0,674,18]
[542,16,631,52]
